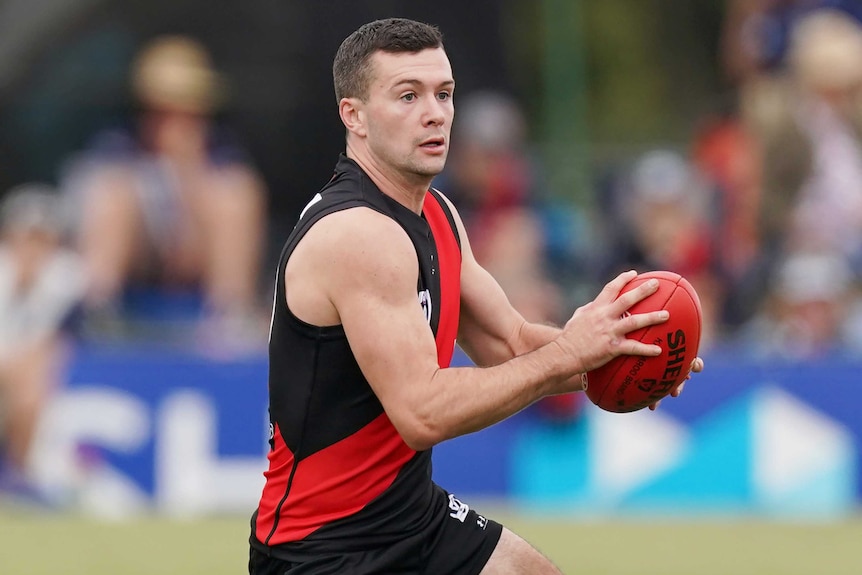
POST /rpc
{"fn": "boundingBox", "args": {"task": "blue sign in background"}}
[437,349,859,517]
[62,344,269,501]
[58,344,861,517]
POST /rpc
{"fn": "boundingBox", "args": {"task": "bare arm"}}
[439,192,703,409]
[287,206,667,451]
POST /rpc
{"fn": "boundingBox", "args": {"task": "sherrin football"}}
[585,271,702,413]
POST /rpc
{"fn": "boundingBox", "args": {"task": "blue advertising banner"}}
[437,350,858,518]
[32,345,860,519]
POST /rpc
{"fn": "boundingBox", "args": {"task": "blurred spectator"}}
[693,2,862,335]
[733,0,862,360]
[601,149,722,346]
[692,113,768,330]
[737,251,862,357]
[624,151,713,278]
[62,35,267,343]
[0,184,85,490]
[721,0,862,86]
[741,8,862,272]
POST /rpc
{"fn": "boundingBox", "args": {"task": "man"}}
[65,35,266,338]
[249,18,703,574]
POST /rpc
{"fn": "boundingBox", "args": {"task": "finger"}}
[597,270,639,304]
[622,309,669,334]
[690,357,704,373]
[615,340,663,357]
[651,375,689,412]
[614,277,660,313]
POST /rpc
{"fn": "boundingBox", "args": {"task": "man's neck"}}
[345,145,430,215]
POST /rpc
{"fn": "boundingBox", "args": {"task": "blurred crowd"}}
[441,0,862,363]
[0,35,269,492]
[62,35,268,347]
[5,1,862,493]
[529,1,862,363]
[438,1,862,418]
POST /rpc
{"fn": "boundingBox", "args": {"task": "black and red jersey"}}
[250,154,462,559]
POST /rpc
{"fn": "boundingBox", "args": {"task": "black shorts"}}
[249,486,503,575]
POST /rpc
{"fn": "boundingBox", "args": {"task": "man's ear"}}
[338,97,367,138]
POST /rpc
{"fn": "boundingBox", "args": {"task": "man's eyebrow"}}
[391,78,455,89]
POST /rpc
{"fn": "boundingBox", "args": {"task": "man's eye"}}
[402,93,416,102]
[437,92,451,101]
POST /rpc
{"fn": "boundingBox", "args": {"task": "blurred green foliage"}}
[504,0,727,150]
[582,0,727,147]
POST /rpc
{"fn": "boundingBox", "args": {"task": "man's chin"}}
[412,157,447,178]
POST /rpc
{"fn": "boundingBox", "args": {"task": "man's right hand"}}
[557,270,669,375]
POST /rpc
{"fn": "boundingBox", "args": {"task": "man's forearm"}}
[511,321,564,358]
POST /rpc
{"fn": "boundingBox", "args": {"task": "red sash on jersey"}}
[423,191,462,368]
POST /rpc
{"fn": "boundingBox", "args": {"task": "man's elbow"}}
[393,417,445,452]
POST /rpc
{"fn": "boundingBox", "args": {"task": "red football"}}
[585,271,703,413]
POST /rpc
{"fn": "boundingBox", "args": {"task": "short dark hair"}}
[333,18,444,103]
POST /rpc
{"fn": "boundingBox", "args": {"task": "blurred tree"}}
[582,0,725,151]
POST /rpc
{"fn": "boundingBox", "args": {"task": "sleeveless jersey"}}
[250,154,462,559]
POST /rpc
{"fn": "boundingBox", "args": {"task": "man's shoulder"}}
[289,206,417,299]
[304,205,406,247]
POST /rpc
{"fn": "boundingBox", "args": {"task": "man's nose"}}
[423,97,447,126]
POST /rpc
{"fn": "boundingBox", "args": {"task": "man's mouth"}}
[420,137,445,149]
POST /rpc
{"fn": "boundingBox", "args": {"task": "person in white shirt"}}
[0,184,86,486]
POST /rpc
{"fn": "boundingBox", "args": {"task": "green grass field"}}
[2,509,861,574]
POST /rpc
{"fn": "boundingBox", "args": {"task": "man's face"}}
[360,47,455,181]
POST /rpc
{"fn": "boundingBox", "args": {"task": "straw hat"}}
[789,9,862,91]
[131,35,227,114]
